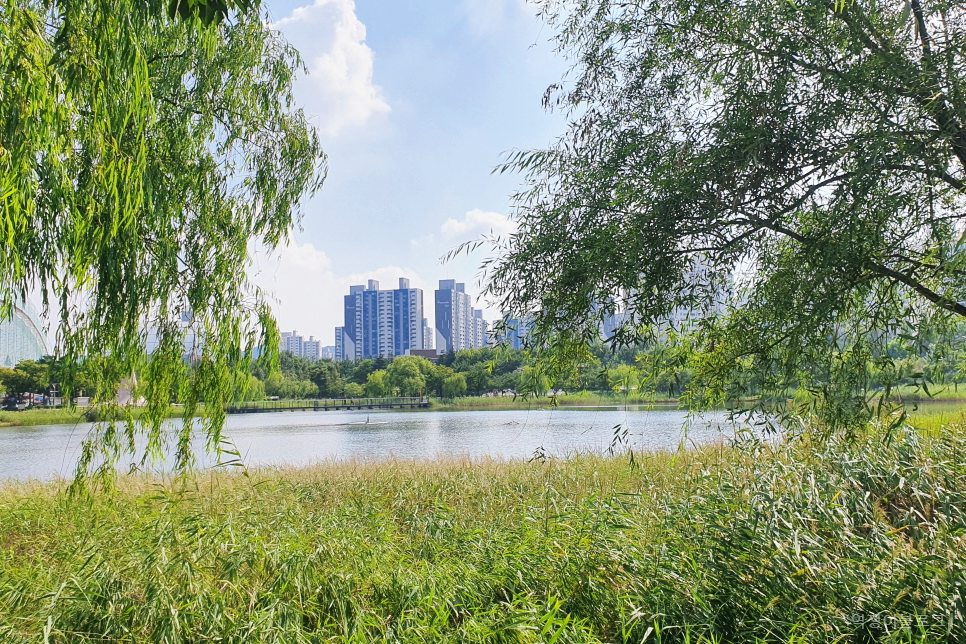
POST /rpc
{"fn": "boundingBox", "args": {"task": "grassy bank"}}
[2,423,964,642]
[0,407,89,427]
[0,405,195,428]
[893,384,966,403]
[430,391,678,410]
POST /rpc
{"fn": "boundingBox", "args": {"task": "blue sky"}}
[249,0,569,345]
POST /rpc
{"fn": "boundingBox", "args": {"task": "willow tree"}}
[1,0,324,479]
[487,0,966,429]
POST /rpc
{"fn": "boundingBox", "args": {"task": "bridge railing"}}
[227,397,428,412]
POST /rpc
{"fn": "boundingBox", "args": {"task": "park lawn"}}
[1,414,964,642]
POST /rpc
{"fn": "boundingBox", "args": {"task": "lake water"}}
[0,406,742,481]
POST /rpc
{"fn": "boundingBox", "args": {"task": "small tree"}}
[519,367,549,397]
[426,364,455,397]
[607,365,640,397]
[366,370,389,397]
[442,373,467,399]
[309,361,344,398]
[465,364,492,396]
[386,356,431,396]
[0,361,50,399]
[234,373,265,402]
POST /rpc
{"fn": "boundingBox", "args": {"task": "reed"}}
[0,423,963,642]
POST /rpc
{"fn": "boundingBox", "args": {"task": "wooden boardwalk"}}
[226,397,430,414]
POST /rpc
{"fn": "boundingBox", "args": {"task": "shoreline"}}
[2,394,964,427]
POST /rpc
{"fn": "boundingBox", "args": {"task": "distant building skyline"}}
[435,280,491,353]
[498,316,532,351]
[335,277,430,360]
[281,330,322,360]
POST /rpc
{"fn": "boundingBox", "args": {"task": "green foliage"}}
[2,424,965,641]
[0,360,49,396]
[166,0,259,25]
[606,364,639,395]
[346,359,377,386]
[0,0,324,478]
[308,361,344,398]
[343,382,364,398]
[365,369,389,397]
[484,0,966,430]
[460,364,488,396]
[519,366,549,397]
[233,373,264,402]
[386,356,430,396]
[424,364,453,397]
[277,353,315,381]
[441,372,467,398]
[438,348,457,368]
[450,347,494,373]
[263,374,317,400]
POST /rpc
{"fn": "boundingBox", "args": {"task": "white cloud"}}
[249,241,431,343]
[275,0,390,137]
[440,209,517,239]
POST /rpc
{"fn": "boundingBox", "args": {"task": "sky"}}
[248,0,570,346]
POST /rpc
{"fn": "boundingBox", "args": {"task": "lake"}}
[0,405,743,481]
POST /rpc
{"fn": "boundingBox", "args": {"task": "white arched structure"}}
[0,301,48,368]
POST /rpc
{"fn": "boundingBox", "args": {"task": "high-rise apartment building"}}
[473,310,488,349]
[303,336,321,360]
[434,280,490,353]
[281,331,303,357]
[334,326,345,360]
[498,316,532,351]
[280,331,322,360]
[335,278,426,360]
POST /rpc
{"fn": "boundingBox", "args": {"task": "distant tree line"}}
[3,329,964,405]
[245,327,966,401]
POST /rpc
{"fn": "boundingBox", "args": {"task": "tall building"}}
[280,331,322,360]
[498,316,532,351]
[473,310,488,349]
[335,278,426,360]
[336,284,365,362]
[422,321,434,351]
[335,326,345,361]
[392,279,424,357]
[434,280,490,353]
[145,310,202,361]
[281,331,303,357]
[601,310,628,342]
[303,336,321,360]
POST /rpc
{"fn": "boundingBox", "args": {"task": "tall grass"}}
[1,424,964,642]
